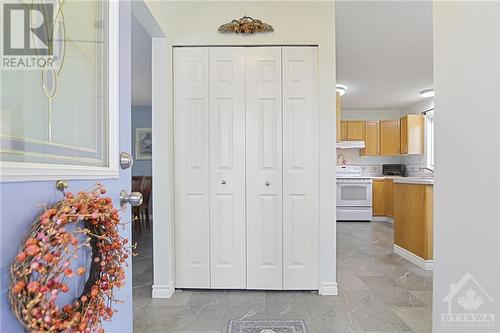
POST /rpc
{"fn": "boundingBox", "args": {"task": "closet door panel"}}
[174,47,210,288]
[209,47,246,288]
[245,47,283,290]
[282,47,319,289]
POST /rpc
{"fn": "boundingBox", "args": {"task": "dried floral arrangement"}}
[9,184,131,333]
[218,15,273,34]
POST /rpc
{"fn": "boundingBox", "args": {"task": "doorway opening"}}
[335,1,434,332]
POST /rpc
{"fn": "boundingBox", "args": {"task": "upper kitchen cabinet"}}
[380,119,400,156]
[400,115,424,155]
[336,92,341,142]
[361,120,380,156]
[340,121,348,141]
[345,121,365,141]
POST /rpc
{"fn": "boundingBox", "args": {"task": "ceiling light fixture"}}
[336,84,348,96]
[420,88,435,98]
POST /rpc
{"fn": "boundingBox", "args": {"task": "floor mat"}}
[227,320,307,333]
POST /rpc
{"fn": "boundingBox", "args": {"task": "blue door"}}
[0,1,133,332]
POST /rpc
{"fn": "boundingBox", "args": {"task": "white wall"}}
[145,1,338,295]
[342,109,401,120]
[433,2,500,332]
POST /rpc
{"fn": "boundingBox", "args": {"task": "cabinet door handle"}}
[265,181,270,187]
[222,180,227,185]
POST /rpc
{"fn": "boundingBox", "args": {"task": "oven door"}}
[336,181,372,207]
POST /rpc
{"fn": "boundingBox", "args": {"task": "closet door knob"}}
[265,181,270,187]
[221,180,227,185]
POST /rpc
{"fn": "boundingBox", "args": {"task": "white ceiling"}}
[131,14,152,106]
[336,1,433,110]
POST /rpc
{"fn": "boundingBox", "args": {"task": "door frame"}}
[130,2,173,298]
[158,43,337,297]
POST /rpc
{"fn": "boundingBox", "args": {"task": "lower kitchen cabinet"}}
[372,179,386,216]
[393,183,433,261]
[385,179,394,217]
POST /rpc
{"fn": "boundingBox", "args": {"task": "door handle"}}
[120,190,143,208]
[120,152,134,169]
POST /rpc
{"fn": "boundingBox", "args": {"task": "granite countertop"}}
[371,176,403,180]
[393,177,434,185]
[370,175,434,185]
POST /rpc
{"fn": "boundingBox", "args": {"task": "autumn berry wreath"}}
[9,184,131,333]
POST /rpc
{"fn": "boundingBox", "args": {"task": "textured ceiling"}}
[336,1,433,110]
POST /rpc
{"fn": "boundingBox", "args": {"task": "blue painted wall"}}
[132,106,152,177]
[0,2,133,332]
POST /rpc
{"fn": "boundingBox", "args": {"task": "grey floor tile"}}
[359,276,426,307]
[410,290,433,307]
[391,306,432,333]
[342,290,413,332]
[131,221,433,333]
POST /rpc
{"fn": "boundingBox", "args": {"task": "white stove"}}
[336,166,373,221]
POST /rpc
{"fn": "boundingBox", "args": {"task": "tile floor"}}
[133,221,433,333]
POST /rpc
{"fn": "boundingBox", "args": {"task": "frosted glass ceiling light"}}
[420,88,435,98]
[336,84,348,96]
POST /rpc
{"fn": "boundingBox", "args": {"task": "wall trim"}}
[152,283,175,298]
[372,216,394,223]
[394,244,433,270]
[319,281,338,295]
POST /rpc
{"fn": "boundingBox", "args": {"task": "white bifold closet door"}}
[174,47,210,288]
[246,47,284,289]
[209,47,246,288]
[282,47,319,289]
[174,46,319,290]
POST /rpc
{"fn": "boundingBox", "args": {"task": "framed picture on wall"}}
[135,128,152,160]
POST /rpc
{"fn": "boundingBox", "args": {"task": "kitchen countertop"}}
[393,177,434,185]
[371,176,403,180]
[370,175,434,185]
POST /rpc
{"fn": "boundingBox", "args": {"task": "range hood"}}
[336,141,366,149]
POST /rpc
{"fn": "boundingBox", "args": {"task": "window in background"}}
[425,109,435,168]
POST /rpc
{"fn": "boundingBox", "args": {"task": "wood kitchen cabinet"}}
[380,119,400,156]
[372,179,386,216]
[400,115,424,155]
[347,121,365,141]
[336,92,341,142]
[340,120,365,141]
[394,183,433,261]
[385,179,394,217]
[361,120,380,156]
[340,121,348,141]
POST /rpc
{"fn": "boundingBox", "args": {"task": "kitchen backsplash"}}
[336,149,432,177]
[336,148,401,166]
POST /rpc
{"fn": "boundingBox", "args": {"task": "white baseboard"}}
[372,216,394,223]
[319,281,338,295]
[394,244,433,270]
[152,283,175,298]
